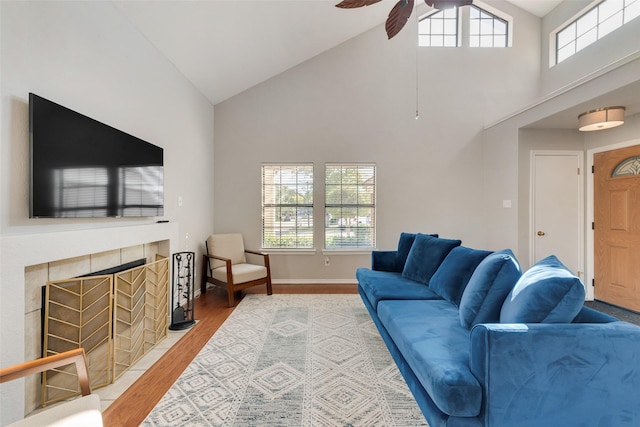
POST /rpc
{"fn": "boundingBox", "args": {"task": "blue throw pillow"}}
[396,232,417,272]
[395,232,438,272]
[429,246,492,306]
[500,255,585,323]
[402,234,461,285]
[459,249,522,329]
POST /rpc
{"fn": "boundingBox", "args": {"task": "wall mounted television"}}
[29,93,164,218]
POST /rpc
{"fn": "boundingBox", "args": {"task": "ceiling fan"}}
[336,0,473,39]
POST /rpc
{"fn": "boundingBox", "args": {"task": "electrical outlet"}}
[324,257,330,267]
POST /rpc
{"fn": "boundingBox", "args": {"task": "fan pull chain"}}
[415,11,420,120]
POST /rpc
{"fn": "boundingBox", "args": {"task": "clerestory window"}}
[469,5,508,47]
[555,0,640,64]
[418,8,459,47]
[418,4,510,48]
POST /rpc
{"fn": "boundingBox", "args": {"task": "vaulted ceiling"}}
[115,1,563,105]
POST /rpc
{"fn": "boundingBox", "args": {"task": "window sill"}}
[322,249,374,256]
[261,249,317,255]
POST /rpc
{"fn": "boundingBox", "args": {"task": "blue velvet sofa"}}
[357,232,640,427]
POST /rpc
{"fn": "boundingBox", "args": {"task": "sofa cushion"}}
[356,268,442,309]
[459,249,522,329]
[396,232,438,272]
[377,300,482,417]
[429,246,492,306]
[500,255,585,323]
[396,232,417,272]
[402,234,461,285]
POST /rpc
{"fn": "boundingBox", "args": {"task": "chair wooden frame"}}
[200,249,273,307]
[0,348,92,398]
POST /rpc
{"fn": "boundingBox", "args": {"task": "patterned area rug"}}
[143,294,428,426]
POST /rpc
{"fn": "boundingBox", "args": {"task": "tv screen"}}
[29,93,164,218]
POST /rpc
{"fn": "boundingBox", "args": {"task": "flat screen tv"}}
[29,93,164,218]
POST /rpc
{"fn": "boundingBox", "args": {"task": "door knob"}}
[537,231,545,236]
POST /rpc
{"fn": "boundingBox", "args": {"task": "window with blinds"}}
[262,164,314,249]
[325,164,376,249]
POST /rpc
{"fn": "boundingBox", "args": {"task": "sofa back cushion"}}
[396,232,438,272]
[402,234,461,285]
[500,255,585,323]
[429,246,492,306]
[396,232,416,272]
[459,249,521,329]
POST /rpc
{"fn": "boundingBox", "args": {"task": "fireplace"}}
[23,239,171,415]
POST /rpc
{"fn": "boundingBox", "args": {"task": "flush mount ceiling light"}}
[578,106,626,132]
[336,0,473,39]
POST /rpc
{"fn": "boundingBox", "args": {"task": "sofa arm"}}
[371,251,398,272]
[470,322,640,427]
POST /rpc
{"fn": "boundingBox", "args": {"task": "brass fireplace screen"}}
[41,256,169,406]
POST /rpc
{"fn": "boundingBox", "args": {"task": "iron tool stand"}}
[169,251,196,330]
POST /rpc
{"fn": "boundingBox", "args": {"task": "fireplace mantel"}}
[0,222,180,422]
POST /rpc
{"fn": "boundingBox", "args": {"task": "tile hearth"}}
[95,326,190,410]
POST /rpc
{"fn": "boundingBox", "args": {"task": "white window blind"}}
[325,164,376,249]
[262,164,314,249]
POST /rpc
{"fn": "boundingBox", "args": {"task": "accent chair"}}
[200,233,273,306]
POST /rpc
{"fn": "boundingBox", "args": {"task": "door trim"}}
[587,139,640,301]
[529,150,584,283]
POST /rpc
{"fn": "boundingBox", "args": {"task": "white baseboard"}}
[272,279,358,285]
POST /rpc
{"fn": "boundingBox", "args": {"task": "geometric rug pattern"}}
[142,294,429,426]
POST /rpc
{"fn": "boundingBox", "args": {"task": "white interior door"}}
[531,151,584,278]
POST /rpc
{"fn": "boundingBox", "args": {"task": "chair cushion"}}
[459,249,521,329]
[8,394,102,427]
[212,263,267,284]
[500,255,585,323]
[402,234,461,285]
[207,234,246,269]
[429,246,492,306]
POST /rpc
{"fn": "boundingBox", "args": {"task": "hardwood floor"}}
[102,284,357,426]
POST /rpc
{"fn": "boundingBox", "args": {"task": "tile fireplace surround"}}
[0,222,180,423]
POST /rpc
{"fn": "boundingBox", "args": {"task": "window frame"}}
[261,163,314,250]
[324,163,376,251]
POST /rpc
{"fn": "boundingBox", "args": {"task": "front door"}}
[594,145,640,311]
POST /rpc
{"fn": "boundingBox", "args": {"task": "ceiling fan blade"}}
[386,0,415,39]
[336,0,382,9]
[424,0,473,10]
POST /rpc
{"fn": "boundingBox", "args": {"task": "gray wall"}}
[483,2,640,269]
[213,1,541,282]
[0,2,214,422]
[540,0,640,94]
